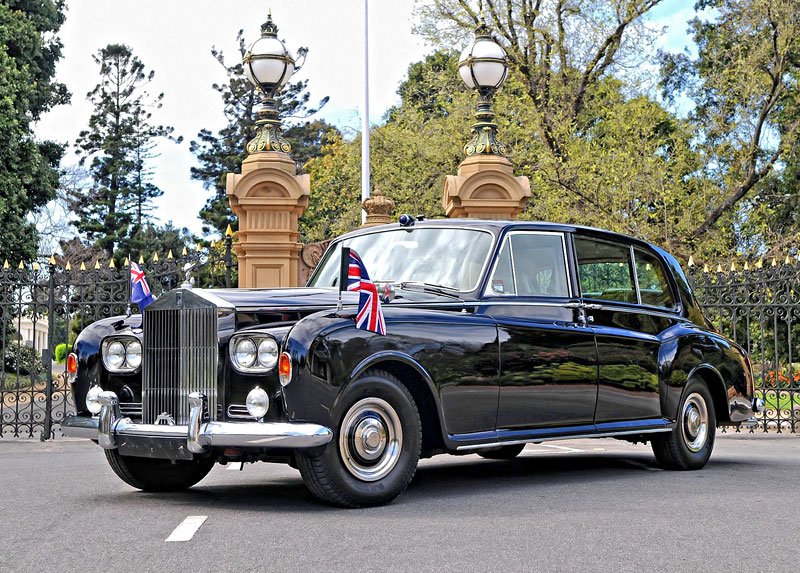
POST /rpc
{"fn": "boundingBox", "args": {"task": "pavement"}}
[0,433,797,572]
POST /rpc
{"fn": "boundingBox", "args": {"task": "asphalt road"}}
[0,434,797,572]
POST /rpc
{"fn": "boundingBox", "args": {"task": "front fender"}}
[71,314,143,416]
[281,307,500,435]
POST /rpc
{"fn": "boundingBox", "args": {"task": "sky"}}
[33,0,696,245]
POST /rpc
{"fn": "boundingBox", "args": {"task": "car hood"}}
[204,287,358,310]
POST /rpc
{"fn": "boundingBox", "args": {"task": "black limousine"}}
[63,219,762,507]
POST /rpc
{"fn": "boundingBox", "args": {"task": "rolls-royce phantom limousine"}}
[63,218,762,507]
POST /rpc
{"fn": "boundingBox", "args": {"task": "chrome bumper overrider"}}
[62,391,333,455]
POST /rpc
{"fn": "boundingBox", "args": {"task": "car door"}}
[478,231,598,430]
[573,234,678,426]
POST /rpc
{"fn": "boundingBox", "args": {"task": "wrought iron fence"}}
[0,240,233,440]
[689,261,800,433]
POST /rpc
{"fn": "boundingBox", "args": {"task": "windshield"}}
[308,227,494,292]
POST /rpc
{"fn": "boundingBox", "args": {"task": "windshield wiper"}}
[396,281,463,300]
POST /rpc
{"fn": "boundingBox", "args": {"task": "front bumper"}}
[62,391,333,459]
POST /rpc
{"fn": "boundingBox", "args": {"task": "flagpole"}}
[338,246,351,312]
[360,0,370,224]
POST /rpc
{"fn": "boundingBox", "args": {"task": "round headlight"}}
[106,341,125,369]
[257,338,279,370]
[125,340,142,369]
[86,385,103,415]
[234,338,257,369]
[246,387,269,419]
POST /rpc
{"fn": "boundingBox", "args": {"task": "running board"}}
[455,427,672,451]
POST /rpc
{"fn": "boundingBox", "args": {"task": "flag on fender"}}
[339,247,386,335]
[130,262,155,311]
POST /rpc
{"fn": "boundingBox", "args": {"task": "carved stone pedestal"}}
[226,152,310,287]
[443,154,530,219]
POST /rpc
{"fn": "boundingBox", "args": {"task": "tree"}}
[0,0,69,263]
[660,0,800,246]
[190,30,334,237]
[72,44,180,257]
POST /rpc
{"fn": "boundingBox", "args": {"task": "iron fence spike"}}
[65,262,71,271]
[80,262,86,271]
[138,254,144,264]
[153,252,159,262]
[108,259,115,268]
[3,260,9,269]
[226,224,233,237]
[94,260,100,270]
[167,250,174,259]
[688,255,695,267]
[49,255,56,265]
[716,263,722,273]
[33,262,40,271]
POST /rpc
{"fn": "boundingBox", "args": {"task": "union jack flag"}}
[344,249,386,335]
[130,262,155,310]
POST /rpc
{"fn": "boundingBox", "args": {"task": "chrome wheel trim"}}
[339,397,403,482]
[682,392,709,453]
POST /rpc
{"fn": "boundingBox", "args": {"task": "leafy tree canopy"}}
[0,0,69,263]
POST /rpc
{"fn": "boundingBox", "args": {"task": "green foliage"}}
[71,44,181,256]
[3,342,44,376]
[0,0,69,263]
[54,343,68,364]
[190,30,335,237]
[660,0,800,250]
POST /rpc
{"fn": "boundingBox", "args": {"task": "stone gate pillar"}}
[226,152,310,287]
[443,155,530,219]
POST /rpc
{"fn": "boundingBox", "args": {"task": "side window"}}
[575,237,637,303]
[634,249,675,308]
[488,233,569,297]
[488,240,515,295]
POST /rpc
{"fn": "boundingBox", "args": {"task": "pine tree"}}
[0,0,69,262]
[190,30,335,236]
[72,44,180,257]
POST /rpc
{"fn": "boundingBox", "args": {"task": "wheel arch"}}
[686,364,729,424]
[347,352,446,457]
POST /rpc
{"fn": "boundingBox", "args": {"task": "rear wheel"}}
[297,369,421,508]
[652,379,716,470]
[477,443,525,460]
[104,450,215,491]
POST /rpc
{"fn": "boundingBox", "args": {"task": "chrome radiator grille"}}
[142,290,218,425]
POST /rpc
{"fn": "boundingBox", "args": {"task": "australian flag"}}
[130,262,155,311]
[340,247,386,335]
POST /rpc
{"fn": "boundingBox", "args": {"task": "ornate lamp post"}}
[243,12,304,154]
[457,21,509,156]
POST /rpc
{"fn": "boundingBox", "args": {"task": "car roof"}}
[337,218,659,250]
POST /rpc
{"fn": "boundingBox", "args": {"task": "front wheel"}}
[104,450,215,491]
[297,369,421,507]
[652,379,716,470]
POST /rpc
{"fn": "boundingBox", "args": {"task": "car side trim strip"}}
[453,419,673,450]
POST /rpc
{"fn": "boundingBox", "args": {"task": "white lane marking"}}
[226,462,243,471]
[593,448,607,451]
[166,516,208,542]
[622,460,662,472]
[524,444,584,454]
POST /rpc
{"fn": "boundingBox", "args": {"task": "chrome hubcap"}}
[682,393,709,453]
[339,397,402,482]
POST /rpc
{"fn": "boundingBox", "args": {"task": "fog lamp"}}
[246,387,269,419]
[86,385,103,415]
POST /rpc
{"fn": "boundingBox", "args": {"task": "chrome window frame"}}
[631,246,679,311]
[482,231,572,299]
